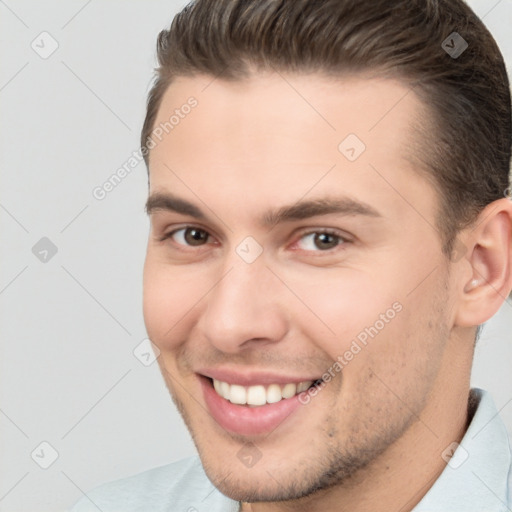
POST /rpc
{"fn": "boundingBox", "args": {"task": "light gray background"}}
[1,1,511,511]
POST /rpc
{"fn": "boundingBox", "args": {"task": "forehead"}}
[151,72,421,154]
[147,72,436,224]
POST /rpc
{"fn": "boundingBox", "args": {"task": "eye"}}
[166,227,211,247]
[296,230,345,251]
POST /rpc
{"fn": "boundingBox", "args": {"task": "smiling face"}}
[143,73,468,503]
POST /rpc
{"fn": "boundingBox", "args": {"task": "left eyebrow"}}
[261,197,382,226]
[145,192,382,226]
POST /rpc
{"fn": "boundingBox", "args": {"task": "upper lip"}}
[197,367,321,386]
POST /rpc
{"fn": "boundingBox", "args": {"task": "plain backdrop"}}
[1,1,511,511]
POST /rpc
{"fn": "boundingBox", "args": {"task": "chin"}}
[196,440,372,503]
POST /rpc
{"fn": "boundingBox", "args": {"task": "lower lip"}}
[199,376,307,437]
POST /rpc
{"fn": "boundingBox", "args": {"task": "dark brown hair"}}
[141,0,511,254]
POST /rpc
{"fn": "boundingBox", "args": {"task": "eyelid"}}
[153,212,219,234]
[159,225,216,245]
[290,227,351,252]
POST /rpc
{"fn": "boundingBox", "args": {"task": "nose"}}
[197,257,289,353]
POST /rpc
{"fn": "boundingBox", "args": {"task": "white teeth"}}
[246,385,267,406]
[281,383,297,398]
[266,384,282,404]
[212,378,313,406]
[220,381,230,397]
[229,384,247,405]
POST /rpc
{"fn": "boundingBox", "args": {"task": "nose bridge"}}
[199,252,288,351]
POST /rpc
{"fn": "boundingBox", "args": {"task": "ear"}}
[454,197,512,327]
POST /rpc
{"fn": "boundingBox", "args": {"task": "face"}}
[143,73,457,502]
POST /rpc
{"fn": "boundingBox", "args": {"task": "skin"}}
[143,72,512,512]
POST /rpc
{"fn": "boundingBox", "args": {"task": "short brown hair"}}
[141,0,511,254]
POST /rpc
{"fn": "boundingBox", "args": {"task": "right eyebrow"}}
[145,193,206,220]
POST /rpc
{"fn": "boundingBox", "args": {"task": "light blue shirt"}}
[69,388,512,511]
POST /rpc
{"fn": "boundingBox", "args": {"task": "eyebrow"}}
[145,192,381,226]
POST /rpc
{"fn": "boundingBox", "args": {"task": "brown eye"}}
[314,232,339,249]
[168,227,210,246]
[183,227,209,246]
[296,231,344,251]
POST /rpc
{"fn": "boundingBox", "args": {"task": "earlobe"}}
[455,198,512,327]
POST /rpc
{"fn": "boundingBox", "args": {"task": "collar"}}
[414,388,511,511]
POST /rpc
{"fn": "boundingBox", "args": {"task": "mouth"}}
[212,378,317,406]
[198,373,323,436]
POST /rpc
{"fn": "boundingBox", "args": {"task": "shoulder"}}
[68,456,226,512]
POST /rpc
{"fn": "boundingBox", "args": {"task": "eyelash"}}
[160,226,349,253]
[293,229,347,252]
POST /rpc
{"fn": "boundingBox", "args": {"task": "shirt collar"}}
[414,388,511,511]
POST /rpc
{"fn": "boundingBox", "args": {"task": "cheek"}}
[142,256,200,349]
[293,265,446,399]
[290,269,402,358]
[341,278,449,404]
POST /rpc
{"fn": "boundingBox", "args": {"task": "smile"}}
[199,374,324,436]
[212,378,314,406]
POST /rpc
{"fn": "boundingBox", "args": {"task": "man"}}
[71,0,512,510]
